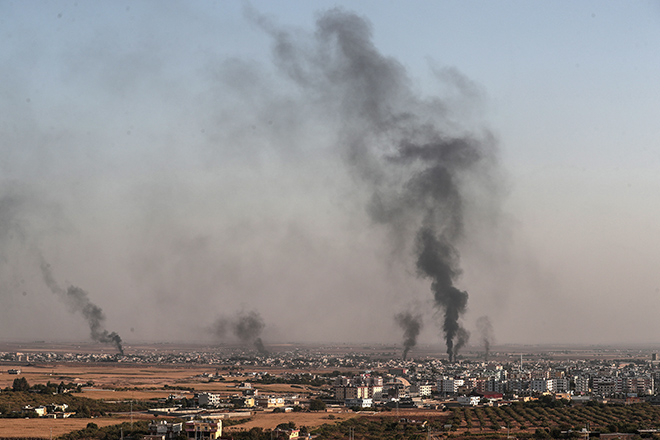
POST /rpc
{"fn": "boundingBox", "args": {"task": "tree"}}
[276,422,296,430]
[309,399,326,411]
[12,377,30,392]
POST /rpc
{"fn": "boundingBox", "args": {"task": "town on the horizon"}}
[4,342,660,408]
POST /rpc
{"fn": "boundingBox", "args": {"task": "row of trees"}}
[7,377,81,394]
[448,401,660,435]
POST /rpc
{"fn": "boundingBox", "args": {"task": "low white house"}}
[457,395,480,406]
[345,398,373,408]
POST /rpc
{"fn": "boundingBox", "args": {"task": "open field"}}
[225,410,361,431]
[0,414,151,438]
[0,363,236,394]
[0,362,320,404]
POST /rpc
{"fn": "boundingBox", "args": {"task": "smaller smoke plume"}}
[39,258,124,355]
[454,326,470,359]
[476,315,494,362]
[212,310,268,354]
[253,337,267,354]
[394,311,422,360]
[232,310,266,350]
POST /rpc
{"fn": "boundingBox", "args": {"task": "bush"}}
[309,399,326,411]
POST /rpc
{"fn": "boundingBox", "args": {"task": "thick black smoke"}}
[415,227,469,362]
[39,258,124,355]
[394,311,422,360]
[212,310,268,354]
[476,315,494,362]
[254,8,496,361]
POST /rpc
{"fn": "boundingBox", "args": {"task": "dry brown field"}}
[0,363,242,394]
[226,408,451,432]
[0,361,324,401]
[0,359,338,438]
[225,410,360,432]
[0,414,152,438]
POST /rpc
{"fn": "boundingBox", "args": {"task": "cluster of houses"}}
[330,363,660,408]
[145,419,302,440]
[195,382,300,410]
[20,403,75,418]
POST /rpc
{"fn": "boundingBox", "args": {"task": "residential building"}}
[184,420,222,440]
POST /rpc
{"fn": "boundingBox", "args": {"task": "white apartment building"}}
[530,379,554,393]
[438,378,464,394]
[410,383,432,397]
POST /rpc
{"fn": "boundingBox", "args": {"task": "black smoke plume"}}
[394,311,422,360]
[39,258,124,355]
[415,227,469,362]
[476,315,494,362]
[212,310,268,354]
[253,8,498,359]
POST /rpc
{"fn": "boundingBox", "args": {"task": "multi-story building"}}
[626,377,653,395]
[575,376,590,394]
[334,385,369,401]
[553,377,570,392]
[148,421,183,440]
[184,420,222,440]
[197,393,222,407]
[530,379,553,393]
[438,378,464,394]
[592,377,620,396]
[409,383,432,397]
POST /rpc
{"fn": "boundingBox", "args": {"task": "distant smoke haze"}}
[212,310,268,354]
[251,8,499,361]
[0,6,507,348]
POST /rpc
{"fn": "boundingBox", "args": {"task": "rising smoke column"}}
[233,310,268,354]
[212,310,268,354]
[253,8,498,360]
[39,258,124,355]
[394,311,422,360]
[415,227,469,362]
[476,315,494,362]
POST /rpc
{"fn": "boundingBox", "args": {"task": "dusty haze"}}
[1,2,659,348]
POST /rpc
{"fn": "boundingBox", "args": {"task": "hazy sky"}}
[1,1,659,349]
